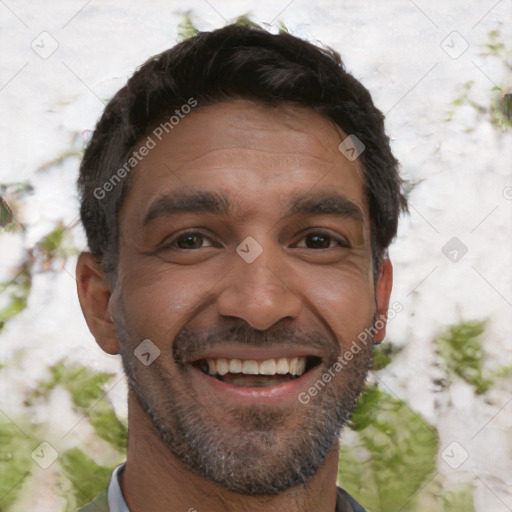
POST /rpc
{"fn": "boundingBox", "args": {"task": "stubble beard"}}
[118,318,374,496]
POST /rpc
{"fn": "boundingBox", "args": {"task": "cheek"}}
[116,260,218,344]
[302,267,375,347]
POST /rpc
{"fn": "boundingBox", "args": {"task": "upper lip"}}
[189,343,324,363]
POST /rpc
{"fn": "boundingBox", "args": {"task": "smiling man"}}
[75,23,407,512]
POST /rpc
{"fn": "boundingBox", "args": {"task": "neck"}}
[121,392,339,512]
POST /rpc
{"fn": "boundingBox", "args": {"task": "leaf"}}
[0,197,14,227]
[0,259,32,332]
[493,363,512,379]
[372,342,402,371]
[339,386,438,512]
[35,361,127,452]
[89,405,128,452]
[440,483,475,512]
[231,15,263,30]
[32,223,78,271]
[37,225,65,254]
[277,20,289,33]
[40,361,113,409]
[0,182,33,233]
[177,12,199,42]
[0,182,34,198]
[499,91,512,120]
[60,448,113,510]
[436,320,492,394]
[0,419,34,509]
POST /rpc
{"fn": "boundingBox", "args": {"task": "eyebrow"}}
[143,191,230,226]
[288,192,363,223]
[142,189,364,226]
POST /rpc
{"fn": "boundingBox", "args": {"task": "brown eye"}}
[305,233,332,249]
[165,232,215,250]
[177,233,204,249]
[296,231,349,250]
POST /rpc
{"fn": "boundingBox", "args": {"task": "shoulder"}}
[336,486,367,512]
[76,489,109,512]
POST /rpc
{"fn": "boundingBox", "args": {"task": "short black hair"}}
[78,23,407,277]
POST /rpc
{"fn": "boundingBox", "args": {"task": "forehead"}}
[123,99,368,223]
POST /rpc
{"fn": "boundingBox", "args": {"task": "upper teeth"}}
[206,357,307,377]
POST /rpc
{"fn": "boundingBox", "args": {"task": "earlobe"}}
[76,252,120,355]
[373,256,393,343]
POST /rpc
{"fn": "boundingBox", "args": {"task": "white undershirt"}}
[107,463,130,512]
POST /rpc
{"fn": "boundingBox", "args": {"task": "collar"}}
[106,463,364,512]
[107,463,130,512]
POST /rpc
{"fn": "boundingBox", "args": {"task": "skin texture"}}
[76,99,393,512]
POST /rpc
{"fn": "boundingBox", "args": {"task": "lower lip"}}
[191,366,321,404]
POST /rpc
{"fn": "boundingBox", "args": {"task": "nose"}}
[216,243,303,331]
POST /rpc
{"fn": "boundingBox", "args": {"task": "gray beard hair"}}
[118,318,374,496]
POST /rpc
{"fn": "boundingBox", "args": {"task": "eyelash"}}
[162,230,350,250]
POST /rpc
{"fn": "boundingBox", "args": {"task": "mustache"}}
[172,320,340,367]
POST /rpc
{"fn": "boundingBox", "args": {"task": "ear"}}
[76,252,120,355]
[373,256,393,343]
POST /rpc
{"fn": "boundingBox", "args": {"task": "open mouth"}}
[193,356,321,387]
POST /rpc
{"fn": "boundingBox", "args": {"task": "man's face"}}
[109,99,386,495]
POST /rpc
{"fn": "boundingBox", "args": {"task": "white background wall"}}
[1,1,511,510]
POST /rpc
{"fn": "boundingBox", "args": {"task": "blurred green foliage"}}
[0,197,14,228]
[0,182,33,232]
[436,320,492,394]
[35,361,128,452]
[499,91,512,121]
[60,448,113,511]
[0,225,77,333]
[482,29,509,61]
[0,419,34,510]
[337,319,496,510]
[0,260,32,333]
[493,363,512,379]
[38,361,113,409]
[177,12,277,43]
[445,30,511,129]
[339,386,438,511]
[32,222,79,271]
[37,225,67,260]
[0,14,504,511]
[177,12,199,41]
[441,483,475,512]
[0,319,490,511]
[0,361,127,511]
[372,342,403,371]
[231,14,266,29]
